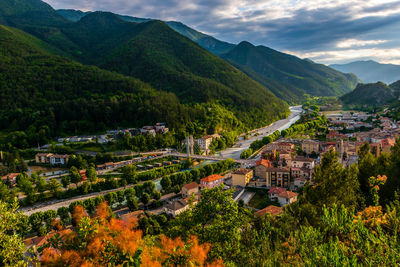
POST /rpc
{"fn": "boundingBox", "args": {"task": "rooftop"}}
[233,169,253,175]
[256,159,273,168]
[269,187,286,195]
[201,174,224,183]
[278,191,298,199]
[182,182,199,190]
[255,205,283,216]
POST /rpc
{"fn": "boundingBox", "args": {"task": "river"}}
[219,106,303,160]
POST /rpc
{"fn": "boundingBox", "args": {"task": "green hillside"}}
[96,19,288,126]
[56,9,235,55]
[340,82,395,105]
[221,41,359,103]
[0,24,198,146]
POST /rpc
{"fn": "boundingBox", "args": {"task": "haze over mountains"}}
[330,60,400,84]
[0,0,360,138]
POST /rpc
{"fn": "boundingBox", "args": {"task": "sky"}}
[45,0,400,65]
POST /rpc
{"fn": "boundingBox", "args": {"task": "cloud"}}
[44,0,400,64]
[285,47,400,65]
[336,39,388,48]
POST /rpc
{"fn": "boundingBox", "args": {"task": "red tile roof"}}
[269,187,286,195]
[201,174,223,183]
[255,205,283,216]
[256,159,273,168]
[183,182,199,190]
[278,191,298,199]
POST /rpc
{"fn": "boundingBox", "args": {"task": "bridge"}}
[168,152,258,167]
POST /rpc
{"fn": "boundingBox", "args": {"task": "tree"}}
[36,177,47,193]
[140,193,151,206]
[69,166,82,187]
[57,207,70,225]
[0,200,28,266]
[47,179,61,197]
[161,176,172,191]
[61,175,71,188]
[122,164,136,184]
[127,196,138,211]
[16,172,34,196]
[39,203,221,266]
[168,185,245,262]
[173,185,181,194]
[0,182,14,202]
[86,167,97,184]
[153,191,162,200]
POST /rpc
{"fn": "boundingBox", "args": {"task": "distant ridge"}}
[330,60,400,84]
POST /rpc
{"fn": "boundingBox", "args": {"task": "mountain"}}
[221,41,359,103]
[340,82,396,105]
[330,60,400,84]
[0,24,194,141]
[56,9,91,22]
[163,21,235,55]
[0,0,67,27]
[55,9,359,104]
[56,9,235,55]
[0,2,289,138]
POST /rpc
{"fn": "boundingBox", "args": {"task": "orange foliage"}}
[355,206,387,229]
[39,203,222,267]
[72,205,87,225]
[95,201,111,224]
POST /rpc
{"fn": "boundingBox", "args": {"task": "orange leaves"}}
[355,206,387,229]
[72,205,87,225]
[95,201,111,224]
[40,203,220,267]
[377,175,387,183]
[143,235,221,266]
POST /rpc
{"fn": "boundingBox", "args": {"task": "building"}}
[278,142,295,151]
[255,205,283,216]
[1,173,19,186]
[291,167,313,180]
[255,159,273,180]
[278,191,298,206]
[231,169,253,187]
[141,126,156,136]
[268,187,286,200]
[200,174,224,189]
[294,178,307,189]
[196,135,215,155]
[49,154,69,165]
[181,182,199,198]
[119,210,145,222]
[291,157,315,170]
[302,140,320,155]
[266,167,291,188]
[35,153,53,164]
[164,198,196,218]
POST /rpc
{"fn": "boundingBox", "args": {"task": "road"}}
[219,106,303,160]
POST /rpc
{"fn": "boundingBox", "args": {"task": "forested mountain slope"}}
[221,41,359,102]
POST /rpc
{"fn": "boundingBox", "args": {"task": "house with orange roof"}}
[268,187,286,200]
[278,191,298,206]
[255,205,283,216]
[181,182,199,198]
[200,174,224,189]
[255,159,273,180]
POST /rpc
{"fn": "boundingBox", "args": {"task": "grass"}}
[247,189,272,210]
